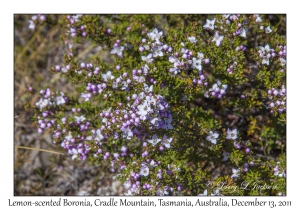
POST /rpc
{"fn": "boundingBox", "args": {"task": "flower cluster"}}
[267,85,286,114]
[258,44,286,68]
[27,14,46,30]
[205,81,228,98]
[66,15,86,37]
[26,14,286,196]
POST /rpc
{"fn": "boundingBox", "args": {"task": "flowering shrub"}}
[26,14,286,196]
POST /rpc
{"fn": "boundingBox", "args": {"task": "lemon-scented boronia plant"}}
[27,14,286,196]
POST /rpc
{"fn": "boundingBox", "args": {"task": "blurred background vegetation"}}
[14,14,124,196]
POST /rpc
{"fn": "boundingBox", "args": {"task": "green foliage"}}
[28,14,286,196]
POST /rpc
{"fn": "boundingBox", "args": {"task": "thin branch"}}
[14,146,65,155]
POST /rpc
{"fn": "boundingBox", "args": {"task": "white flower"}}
[35,98,49,110]
[206,131,219,144]
[152,46,164,57]
[138,92,145,100]
[165,118,173,130]
[140,166,149,176]
[169,56,180,68]
[94,129,104,141]
[110,46,124,57]
[143,84,153,93]
[204,19,215,30]
[274,171,285,177]
[169,56,181,75]
[188,36,197,43]
[72,15,82,22]
[198,189,208,196]
[150,160,158,168]
[28,20,35,30]
[75,115,86,123]
[55,94,66,105]
[112,82,118,89]
[121,127,133,140]
[146,95,156,106]
[230,15,238,21]
[259,44,270,54]
[209,81,228,94]
[123,181,132,189]
[170,68,180,75]
[254,14,262,23]
[71,148,78,160]
[81,93,91,101]
[162,135,173,148]
[222,152,229,161]
[133,75,146,83]
[212,32,224,47]
[192,57,202,71]
[142,53,154,63]
[102,71,115,81]
[280,58,286,66]
[137,101,152,120]
[211,189,223,196]
[124,190,133,196]
[231,168,240,178]
[222,14,230,19]
[197,52,204,60]
[279,85,286,96]
[64,133,73,141]
[147,134,161,146]
[240,28,247,38]
[150,117,161,127]
[147,28,163,43]
[261,56,270,65]
[265,26,272,34]
[121,81,129,90]
[226,128,238,140]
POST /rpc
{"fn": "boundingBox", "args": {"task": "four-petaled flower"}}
[137,101,152,120]
[162,135,173,148]
[261,56,270,65]
[143,84,153,93]
[148,134,161,146]
[35,98,49,110]
[212,32,224,47]
[192,57,202,72]
[231,168,240,178]
[110,45,124,57]
[94,129,104,141]
[55,93,66,105]
[71,148,78,160]
[226,128,238,140]
[204,19,215,30]
[198,189,208,196]
[240,28,247,38]
[206,131,219,144]
[102,71,115,81]
[147,28,163,43]
[75,115,86,123]
[140,166,150,176]
[188,36,197,43]
[28,20,35,30]
[280,58,286,66]
[254,14,262,23]
[142,53,154,63]
[265,26,272,34]
[152,46,164,57]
